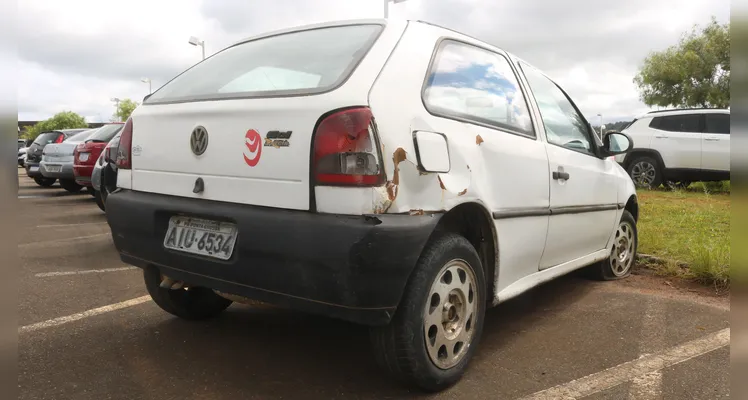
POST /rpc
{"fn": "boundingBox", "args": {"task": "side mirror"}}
[602,131,633,156]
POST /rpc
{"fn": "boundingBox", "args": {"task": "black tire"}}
[626,156,662,188]
[59,179,83,193]
[33,176,56,187]
[370,232,486,392]
[94,190,105,212]
[143,266,232,320]
[587,210,638,281]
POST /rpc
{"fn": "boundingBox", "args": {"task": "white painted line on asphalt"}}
[19,295,152,334]
[36,222,108,228]
[35,267,137,277]
[629,299,667,399]
[18,233,111,248]
[519,328,730,400]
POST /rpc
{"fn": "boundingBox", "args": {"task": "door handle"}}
[654,135,668,139]
[553,169,570,180]
[705,138,720,141]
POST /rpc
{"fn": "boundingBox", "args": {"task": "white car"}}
[106,19,637,391]
[616,108,730,188]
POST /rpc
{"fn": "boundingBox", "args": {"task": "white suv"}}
[107,19,637,391]
[617,108,730,188]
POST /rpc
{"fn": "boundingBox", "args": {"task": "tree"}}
[113,98,139,122]
[23,111,88,140]
[634,17,729,109]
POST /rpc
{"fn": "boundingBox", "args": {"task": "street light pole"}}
[384,0,409,18]
[189,36,206,60]
[596,113,603,139]
[141,78,152,94]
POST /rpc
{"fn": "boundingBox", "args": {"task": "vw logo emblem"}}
[190,126,209,156]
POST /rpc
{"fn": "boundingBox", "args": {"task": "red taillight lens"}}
[55,134,64,144]
[116,118,133,169]
[312,107,383,186]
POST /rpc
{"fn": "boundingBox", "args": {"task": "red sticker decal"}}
[243,129,262,167]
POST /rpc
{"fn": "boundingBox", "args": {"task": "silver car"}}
[39,129,98,192]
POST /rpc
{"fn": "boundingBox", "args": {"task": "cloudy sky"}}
[18,0,730,124]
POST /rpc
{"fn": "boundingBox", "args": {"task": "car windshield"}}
[64,129,97,143]
[86,124,124,143]
[33,132,62,145]
[145,24,383,104]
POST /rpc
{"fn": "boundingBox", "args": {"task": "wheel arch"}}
[429,202,498,306]
[623,148,666,170]
[624,194,639,222]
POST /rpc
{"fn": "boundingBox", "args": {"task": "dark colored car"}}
[25,129,89,187]
[73,123,124,187]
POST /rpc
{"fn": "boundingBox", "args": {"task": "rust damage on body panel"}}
[374,147,409,214]
[476,135,484,145]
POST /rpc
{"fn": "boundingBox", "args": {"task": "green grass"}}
[637,183,730,289]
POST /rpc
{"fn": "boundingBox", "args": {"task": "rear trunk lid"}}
[127,21,393,211]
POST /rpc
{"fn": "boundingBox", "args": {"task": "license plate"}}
[29,166,39,172]
[163,216,237,260]
[47,165,62,173]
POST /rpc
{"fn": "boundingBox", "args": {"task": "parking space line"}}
[35,267,138,277]
[19,295,152,334]
[18,233,111,248]
[518,328,730,400]
[36,222,108,228]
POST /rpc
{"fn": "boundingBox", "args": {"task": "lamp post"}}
[596,113,604,139]
[141,78,152,94]
[384,0,409,18]
[188,36,205,60]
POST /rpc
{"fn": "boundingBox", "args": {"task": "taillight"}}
[55,134,64,144]
[312,107,384,186]
[116,118,133,169]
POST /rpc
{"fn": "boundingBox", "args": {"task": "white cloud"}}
[18,0,730,124]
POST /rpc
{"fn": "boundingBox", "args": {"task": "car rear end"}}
[106,20,439,325]
[73,123,124,187]
[25,131,66,178]
[40,129,97,180]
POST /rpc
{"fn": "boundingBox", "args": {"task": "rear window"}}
[33,132,62,145]
[705,113,730,134]
[87,124,124,143]
[145,24,383,104]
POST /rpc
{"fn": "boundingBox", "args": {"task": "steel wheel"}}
[610,221,635,276]
[631,161,656,187]
[423,259,478,370]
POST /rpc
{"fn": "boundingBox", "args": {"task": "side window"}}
[520,63,594,155]
[422,40,534,137]
[705,114,730,134]
[655,115,701,133]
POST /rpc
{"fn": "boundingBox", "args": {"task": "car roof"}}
[634,108,730,119]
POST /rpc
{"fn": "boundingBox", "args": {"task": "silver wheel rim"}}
[631,161,656,186]
[423,259,478,370]
[610,221,635,276]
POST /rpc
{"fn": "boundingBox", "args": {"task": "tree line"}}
[21,98,139,140]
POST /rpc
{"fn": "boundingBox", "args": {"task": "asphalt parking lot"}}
[17,169,730,400]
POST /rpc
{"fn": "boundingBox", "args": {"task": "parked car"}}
[25,129,89,187]
[39,129,98,192]
[17,138,27,150]
[18,146,29,166]
[616,108,730,188]
[92,131,122,211]
[105,19,637,391]
[73,123,124,188]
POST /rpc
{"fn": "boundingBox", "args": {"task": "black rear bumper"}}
[106,190,441,326]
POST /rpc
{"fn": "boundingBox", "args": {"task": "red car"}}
[73,123,124,187]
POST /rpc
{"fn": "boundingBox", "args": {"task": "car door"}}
[419,39,550,289]
[701,113,730,172]
[519,62,618,270]
[648,114,702,170]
